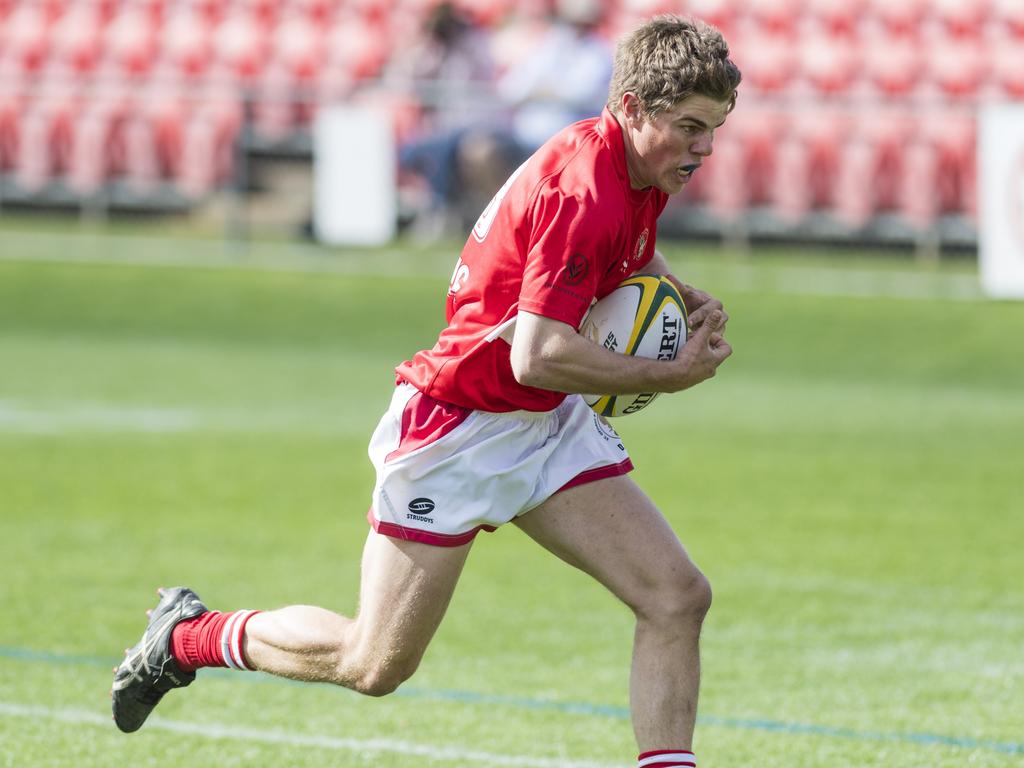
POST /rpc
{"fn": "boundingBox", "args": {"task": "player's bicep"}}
[519,193,610,326]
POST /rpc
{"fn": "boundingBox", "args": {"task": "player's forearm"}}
[510,312,704,395]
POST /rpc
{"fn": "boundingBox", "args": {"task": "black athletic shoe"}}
[111,587,208,733]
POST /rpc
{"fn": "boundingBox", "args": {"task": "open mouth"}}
[678,163,700,179]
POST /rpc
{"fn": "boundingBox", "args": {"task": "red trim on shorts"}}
[558,458,634,493]
[385,389,473,463]
[367,507,495,547]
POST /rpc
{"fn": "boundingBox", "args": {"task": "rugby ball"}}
[579,275,688,417]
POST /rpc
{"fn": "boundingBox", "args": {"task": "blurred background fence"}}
[0,0,1022,253]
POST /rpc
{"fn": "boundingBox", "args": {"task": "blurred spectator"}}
[494,0,612,156]
[455,0,613,223]
[387,2,497,235]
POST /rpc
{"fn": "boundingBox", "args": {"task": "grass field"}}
[1,226,1022,767]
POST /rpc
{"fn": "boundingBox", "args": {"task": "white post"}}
[313,105,396,246]
[978,104,1024,299]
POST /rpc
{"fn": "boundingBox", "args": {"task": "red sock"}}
[170,610,260,673]
[638,750,696,768]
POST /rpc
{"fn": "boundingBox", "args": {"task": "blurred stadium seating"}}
[0,0,1019,246]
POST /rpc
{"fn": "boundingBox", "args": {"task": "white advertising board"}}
[979,104,1024,299]
[313,106,396,246]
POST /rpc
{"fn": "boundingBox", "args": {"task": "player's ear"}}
[621,92,644,125]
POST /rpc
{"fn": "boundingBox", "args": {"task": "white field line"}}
[0,701,622,768]
[0,400,202,434]
[0,229,984,301]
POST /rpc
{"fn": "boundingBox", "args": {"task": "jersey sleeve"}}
[517,186,615,329]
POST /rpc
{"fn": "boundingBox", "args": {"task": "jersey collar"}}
[597,106,653,203]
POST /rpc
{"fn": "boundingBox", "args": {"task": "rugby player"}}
[113,16,740,768]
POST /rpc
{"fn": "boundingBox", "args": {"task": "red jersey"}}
[396,108,669,412]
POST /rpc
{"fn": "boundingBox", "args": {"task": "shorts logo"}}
[408,498,436,514]
[562,253,589,286]
[592,413,625,451]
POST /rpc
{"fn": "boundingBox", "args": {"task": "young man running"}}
[112,15,741,768]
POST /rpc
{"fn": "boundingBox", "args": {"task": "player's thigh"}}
[355,529,473,661]
[514,475,709,621]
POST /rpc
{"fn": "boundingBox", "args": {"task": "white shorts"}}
[367,383,633,546]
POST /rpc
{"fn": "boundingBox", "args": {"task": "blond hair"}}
[607,16,741,116]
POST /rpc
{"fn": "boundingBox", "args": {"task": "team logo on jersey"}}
[563,253,589,286]
[634,228,649,261]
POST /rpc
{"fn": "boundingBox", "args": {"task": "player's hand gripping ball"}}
[579,275,688,417]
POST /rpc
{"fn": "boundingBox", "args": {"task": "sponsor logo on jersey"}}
[563,253,589,286]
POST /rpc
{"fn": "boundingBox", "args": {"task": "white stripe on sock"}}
[637,753,695,768]
[229,610,255,671]
[220,612,245,670]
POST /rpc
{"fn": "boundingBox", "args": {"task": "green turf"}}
[1,233,1022,767]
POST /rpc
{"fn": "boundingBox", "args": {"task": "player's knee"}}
[351,656,420,697]
[635,567,712,631]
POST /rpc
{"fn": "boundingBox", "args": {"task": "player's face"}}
[623,94,732,196]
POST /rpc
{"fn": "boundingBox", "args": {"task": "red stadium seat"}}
[14,99,75,192]
[49,3,104,74]
[120,112,163,192]
[747,0,802,35]
[291,0,337,25]
[992,0,1024,37]
[139,89,190,179]
[833,110,916,226]
[251,65,297,141]
[700,108,784,220]
[862,34,923,97]
[211,9,270,83]
[240,0,279,23]
[175,113,220,196]
[175,100,241,196]
[729,32,797,95]
[798,36,860,95]
[701,130,748,223]
[683,0,740,37]
[161,6,214,77]
[924,37,988,98]
[104,5,160,76]
[324,15,390,83]
[0,86,23,172]
[898,109,976,227]
[867,0,929,36]
[732,108,786,207]
[771,109,850,223]
[67,104,118,194]
[805,0,867,37]
[271,15,325,83]
[989,39,1024,98]
[932,0,991,39]
[2,4,51,73]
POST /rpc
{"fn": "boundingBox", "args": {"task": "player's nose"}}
[691,133,714,157]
